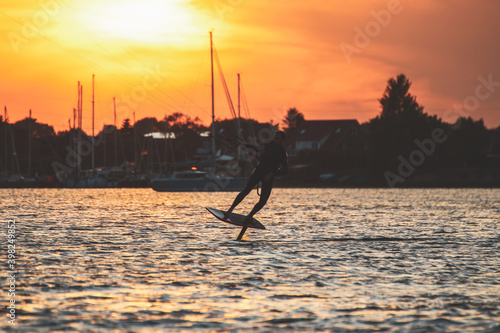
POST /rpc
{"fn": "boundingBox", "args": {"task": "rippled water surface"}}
[2,188,499,332]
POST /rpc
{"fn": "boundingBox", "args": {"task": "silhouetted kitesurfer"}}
[224,130,288,223]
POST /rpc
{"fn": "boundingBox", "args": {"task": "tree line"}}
[283,74,500,185]
[1,73,499,184]
[0,113,208,178]
[0,111,281,179]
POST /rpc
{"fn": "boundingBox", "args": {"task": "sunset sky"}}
[1,0,499,133]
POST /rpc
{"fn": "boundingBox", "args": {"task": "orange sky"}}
[1,0,499,133]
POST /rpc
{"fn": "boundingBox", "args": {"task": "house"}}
[286,119,366,157]
[283,119,368,180]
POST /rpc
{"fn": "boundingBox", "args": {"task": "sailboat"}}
[151,32,248,192]
[62,78,121,188]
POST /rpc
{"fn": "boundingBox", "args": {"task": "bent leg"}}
[247,175,274,218]
[226,169,262,216]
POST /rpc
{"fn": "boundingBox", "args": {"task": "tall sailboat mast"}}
[133,111,137,167]
[210,31,215,155]
[28,109,32,177]
[77,82,82,173]
[4,107,7,172]
[5,107,20,176]
[92,74,95,170]
[237,73,242,138]
[113,97,117,167]
[237,73,240,119]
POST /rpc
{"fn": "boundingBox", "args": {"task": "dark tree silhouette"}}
[157,113,207,163]
[14,117,55,137]
[160,113,205,134]
[121,118,132,135]
[379,74,424,117]
[445,117,489,168]
[283,108,305,133]
[134,117,159,136]
[367,74,444,179]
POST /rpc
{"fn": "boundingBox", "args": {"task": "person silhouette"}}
[224,130,288,223]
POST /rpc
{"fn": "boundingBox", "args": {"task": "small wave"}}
[218,282,255,290]
[269,294,323,300]
[336,306,384,313]
[170,281,191,287]
[264,317,316,324]
[319,237,433,242]
[169,309,202,317]
[256,237,435,244]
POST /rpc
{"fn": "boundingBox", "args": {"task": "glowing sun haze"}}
[1,0,499,133]
[78,0,199,44]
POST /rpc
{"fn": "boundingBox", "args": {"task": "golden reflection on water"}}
[2,188,499,331]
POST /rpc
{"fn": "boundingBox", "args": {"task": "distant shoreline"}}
[1,180,499,189]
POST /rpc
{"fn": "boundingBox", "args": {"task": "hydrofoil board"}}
[206,207,265,229]
[206,207,265,240]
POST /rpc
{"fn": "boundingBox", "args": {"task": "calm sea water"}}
[1,188,499,332]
